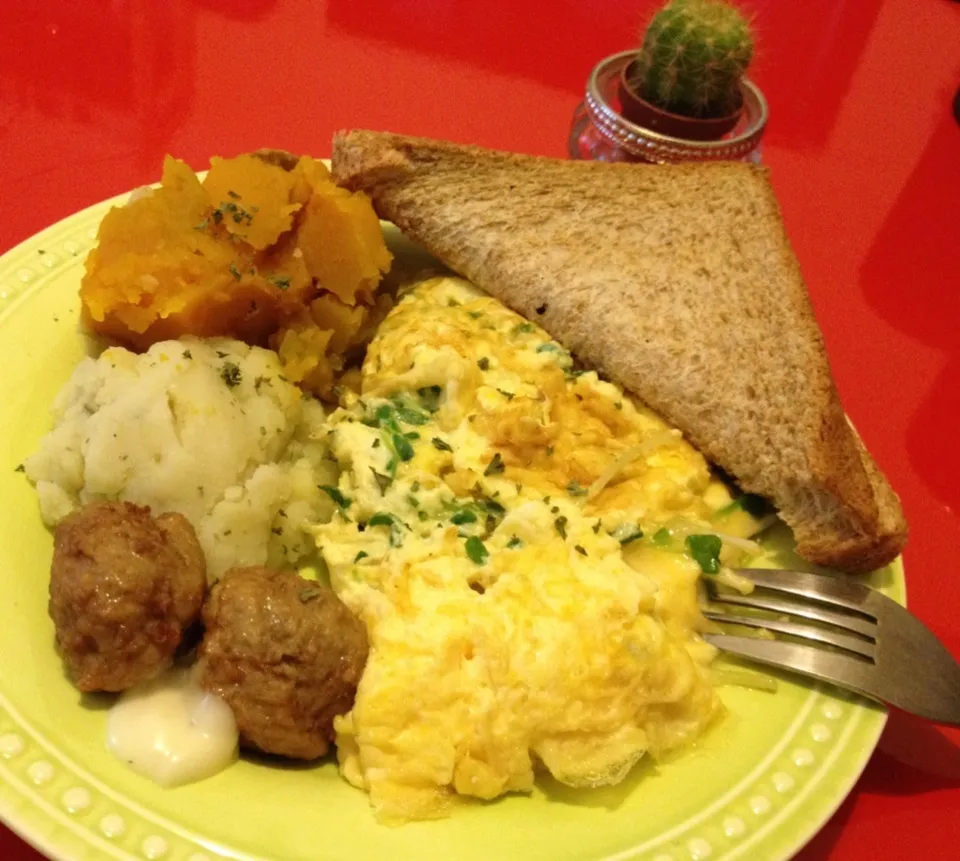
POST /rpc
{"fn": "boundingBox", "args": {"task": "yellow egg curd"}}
[312,276,765,823]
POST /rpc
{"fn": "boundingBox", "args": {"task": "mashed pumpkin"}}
[80,152,392,396]
[313,277,766,823]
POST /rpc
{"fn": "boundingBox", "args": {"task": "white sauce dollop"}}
[107,668,238,787]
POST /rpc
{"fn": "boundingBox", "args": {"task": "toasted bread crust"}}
[332,130,907,572]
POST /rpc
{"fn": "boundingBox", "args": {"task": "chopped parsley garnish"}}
[496,388,515,401]
[567,480,588,497]
[507,536,524,549]
[227,189,241,199]
[536,343,563,354]
[432,437,453,453]
[220,362,242,388]
[320,485,351,510]
[354,551,369,563]
[574,544,588,556]
[299,587,323,603]
[477,357,490,371]
[465,536,489,565]
[182,349,192,359]
[451,509,478,525]
[228,263,242,281]
[217,199,255,226]
[484,452,505,476]
[686,534,723,574]
[514,322,535,335]
[554,516,568,539]
[269,275,291,290]
[467,310,483,319]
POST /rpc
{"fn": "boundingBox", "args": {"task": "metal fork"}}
[701,568,960,726]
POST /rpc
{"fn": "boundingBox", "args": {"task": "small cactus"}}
[630,0,754,119]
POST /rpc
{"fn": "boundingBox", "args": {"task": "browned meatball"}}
[50,501,207,693]
[197,566,368,760]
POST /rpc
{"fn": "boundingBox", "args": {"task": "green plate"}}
[0,193,904,861]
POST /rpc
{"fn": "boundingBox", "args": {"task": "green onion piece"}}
[320,485,351,509]
[396,407,429,426]
[354,551,368,563]
[567,480,588,497]
[507,536,524,549]
[432,437,453,453]
[392,432,415,462]
[686,534,723,574]
[451,509,478,525]
[652,527,672,546]
[465,536,489,564]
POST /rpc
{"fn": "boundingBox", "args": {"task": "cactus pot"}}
[617,60,743,141]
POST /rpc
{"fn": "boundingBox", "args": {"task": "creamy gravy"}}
[107,667,238,787]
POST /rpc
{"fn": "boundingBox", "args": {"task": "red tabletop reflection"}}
[1,1,959,858]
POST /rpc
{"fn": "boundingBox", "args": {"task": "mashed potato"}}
[25,337,337,578]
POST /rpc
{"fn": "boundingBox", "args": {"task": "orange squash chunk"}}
[79,151,392,395]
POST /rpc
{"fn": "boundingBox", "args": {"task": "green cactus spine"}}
[630,0,754,119]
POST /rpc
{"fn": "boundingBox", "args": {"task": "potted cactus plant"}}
[619,0,755,141]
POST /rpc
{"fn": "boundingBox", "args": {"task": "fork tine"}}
[702,610,876,659]
[703,634,879,701]
[705,588,878,639]
[732,568,877,616]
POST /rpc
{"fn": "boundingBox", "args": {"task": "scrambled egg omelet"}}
[313,277,764,822]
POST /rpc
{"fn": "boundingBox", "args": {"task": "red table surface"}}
[1,0,959,858]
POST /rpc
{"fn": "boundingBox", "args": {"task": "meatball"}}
[197,566,368,760]
[50,501,207,693]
